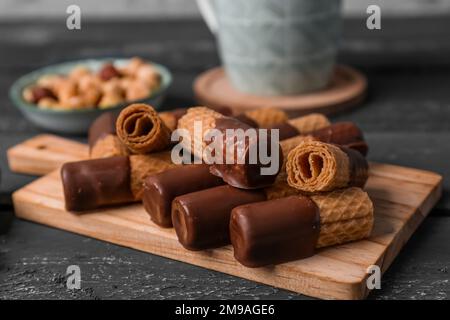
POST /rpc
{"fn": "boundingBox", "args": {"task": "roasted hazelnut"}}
[98,92,124,109]
[121,57,144,77]
[125,80,151,101]
[102,78,124,96]
[29,86,57,103]
[69,66,91,81]
[98,63,121,81]
[83,87,102,107]
[78,74,102,92]
[136,65,161,90]
[37,97,59,109]
[55,79,78,102]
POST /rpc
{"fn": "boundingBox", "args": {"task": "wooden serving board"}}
[7,134,88,176]
[12,163,442,300]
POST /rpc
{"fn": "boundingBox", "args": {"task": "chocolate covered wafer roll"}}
[172,185,266,250]
[286,141,369,193]
[116,103,172,153]
[62,156,134,211]
[143,164,224,227]
[171,176,305,251]
[310,122,368,156]
[61,152,176,211]
[88,112,128,159]
[230,187,373,267]
[177,107,282,189]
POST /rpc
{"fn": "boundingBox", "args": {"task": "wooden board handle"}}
[7,134,88,176]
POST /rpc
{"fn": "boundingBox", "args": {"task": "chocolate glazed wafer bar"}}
[230,188,374,267]
[177,107,282,189]
[286,140,369,193]
[61,153,176,211]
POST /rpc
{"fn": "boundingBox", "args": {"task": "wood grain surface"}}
[12,163,442,299]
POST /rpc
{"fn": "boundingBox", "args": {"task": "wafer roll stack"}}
[61,153,176,211]
[230,187,374,267]
[88,112,128,159]
[142,130,311,228]
[286,140,369,193]
[116,103,172,154]
[177,107,282,189]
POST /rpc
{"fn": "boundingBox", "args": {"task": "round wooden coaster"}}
[193,65,367,116]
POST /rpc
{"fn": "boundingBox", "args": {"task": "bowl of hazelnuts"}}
[9,57,172,134]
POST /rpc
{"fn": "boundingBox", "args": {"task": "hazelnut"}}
[83,87,102,107]
[36,74,64,91]
[102,78,124,96]
[98,92,124,109]
[69,66,91,81]
[125,80,151,101]
[56,79,78,102]
[29,86,57,103]
[98,63,121,81]
[136,65,161,90]
[78,74,102,92]
[37,97,59,109]
[122,57,144,77]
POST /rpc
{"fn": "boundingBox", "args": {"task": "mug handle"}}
[196,0,219,34]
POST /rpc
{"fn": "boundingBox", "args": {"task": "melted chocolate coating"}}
[61,156,134,211]
[88,112,118,149]
[209,117,282,189]
[143,164,224,228]
[230,196,320,268]
[339,146,369,188]
[171,185,266,251]
[311,122,369,156]
[234,114,259,128]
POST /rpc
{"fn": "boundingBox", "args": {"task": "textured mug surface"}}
[213,0,342,96]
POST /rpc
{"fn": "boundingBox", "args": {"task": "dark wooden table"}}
[0,18,449,300]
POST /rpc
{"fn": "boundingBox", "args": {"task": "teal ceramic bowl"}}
[9,58,172,134]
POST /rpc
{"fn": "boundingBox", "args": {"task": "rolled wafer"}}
[88,112,128,158]
[230,187,373,267]
[286,140,369,193]
[61,152,176,211]
[116,103,172,154]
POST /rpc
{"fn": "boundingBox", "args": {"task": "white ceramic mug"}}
[197,0,342,96]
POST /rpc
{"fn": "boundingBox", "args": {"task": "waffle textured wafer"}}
[244,108,289,128]
[311,187,374,248]
[129,152,177,199]
[286,140,368,193]
[90,134,129,159]
[176,106,224,159]
[288,113,330,134]
[116,103,172,154]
